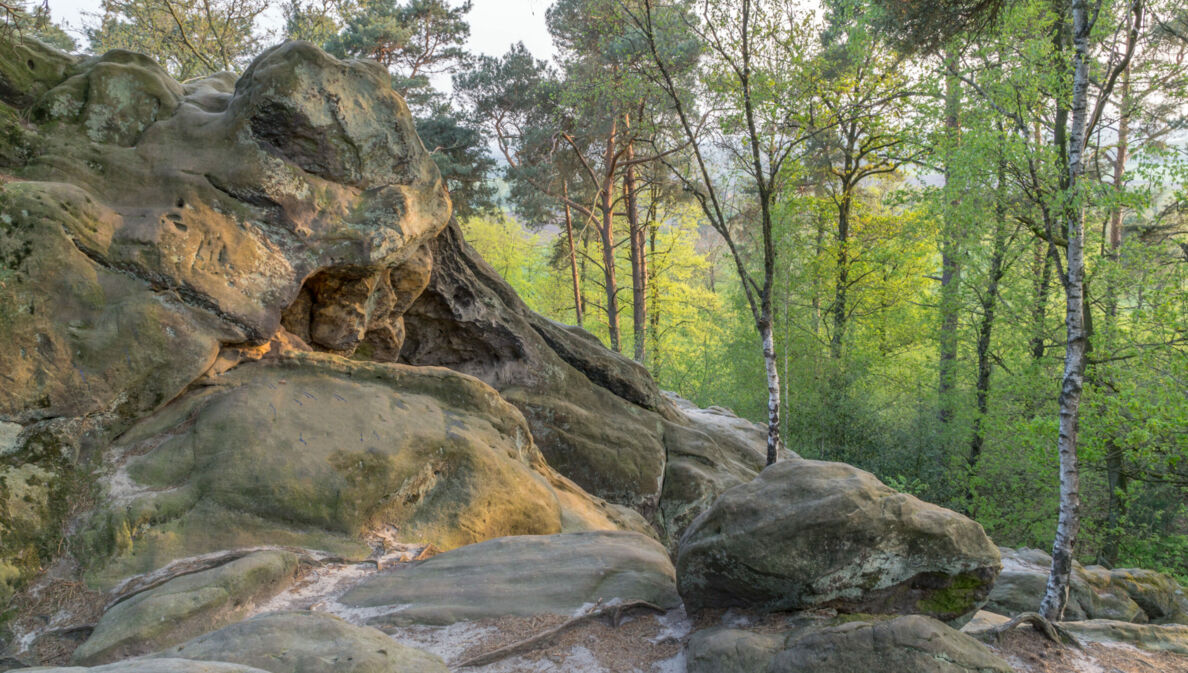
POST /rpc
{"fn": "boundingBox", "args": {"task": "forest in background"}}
[6,0,1188,594]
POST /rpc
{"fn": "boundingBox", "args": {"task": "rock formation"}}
[1,34,1186,673]
[676,459,1001,624]
[988,547,1188,624]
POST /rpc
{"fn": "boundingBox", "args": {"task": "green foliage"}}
[281,0,352,46]
[416,106,497,217]
[88,0,269,79]
[2,1,76,51]
[324,0,470,105]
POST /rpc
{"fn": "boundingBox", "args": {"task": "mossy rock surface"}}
[340,530,681,626]
[72,550,300,665]
[676,459,1001,624]
[153,611,447,673]
[988,546,1188,624]
[0,35,452,599]
[26,658,274,673]
[686,615,1013,673]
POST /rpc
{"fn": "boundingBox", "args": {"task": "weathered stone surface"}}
[0,36,451,596]
[402,221,777,535]
[1061,619,1188,655]
[339,531,681,626]
[686,616,1013,673]
[78,354,568,587]
[959,610,1011,636]
[155,611,448,673]
[657,393,778,543]
[987,547,1188,624]
[1109,566,1188,624]
[5,40,449,426]
[27,658,273,673]
[72,551,300,665]
[676,459,1001,623]
[0,36,78,110]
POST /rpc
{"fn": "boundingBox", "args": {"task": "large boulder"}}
[0,37,450,595]
[676,459,1001,623]
[153,611,447,673]
[5,40,449,428]
[987,547,1188,624]
[76,354,651,588]
[72,551,300,665]
[338,530,681,626]
[685,615,1013,673]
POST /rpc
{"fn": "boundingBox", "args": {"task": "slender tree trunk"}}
[598,121,622,352]
[939,52,962,426]
[811,209,825,337]
[1030,237,1053,361]
[623,118,647,363]
[648,220,660,364]
[1030,120,1053,363]
[831,189,852,360]
[562,181,584,329]
[1041,0,1091,621]
[969,158,1009,477]
[1099,57,1131,568]
[760,309,781,465]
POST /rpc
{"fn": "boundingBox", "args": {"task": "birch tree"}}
[627,0,821,464]
[871,0,1147,620]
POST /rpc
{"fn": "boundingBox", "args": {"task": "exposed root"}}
[975,611,1081,649]
[453,600,667,668]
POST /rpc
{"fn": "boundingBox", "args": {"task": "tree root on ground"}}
[454,600,667,668]
[975,611,1081,649]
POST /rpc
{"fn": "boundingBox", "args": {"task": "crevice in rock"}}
[66,232,263,343]
[203,173,301,237]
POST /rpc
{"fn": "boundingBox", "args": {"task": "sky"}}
[46,0,557,61]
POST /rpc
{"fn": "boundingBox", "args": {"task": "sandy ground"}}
[987,628,1188,673]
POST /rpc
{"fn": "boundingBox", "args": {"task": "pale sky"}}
[46,0,556,62]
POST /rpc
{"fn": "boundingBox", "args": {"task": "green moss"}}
[915,572,986,617]
[0,34,77,108]
[0,102,39,167]
[126,436,194,488]
[0,426,96,611]
[84,501,369,590]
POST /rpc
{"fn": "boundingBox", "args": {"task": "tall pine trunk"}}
[1040,0,1091,621]
[598,120,622,352]
[623,118,647,363]
[562,181,584,329]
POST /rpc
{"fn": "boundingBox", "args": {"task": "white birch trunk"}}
[1040,0,1092,622]
[761,317,781,466]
